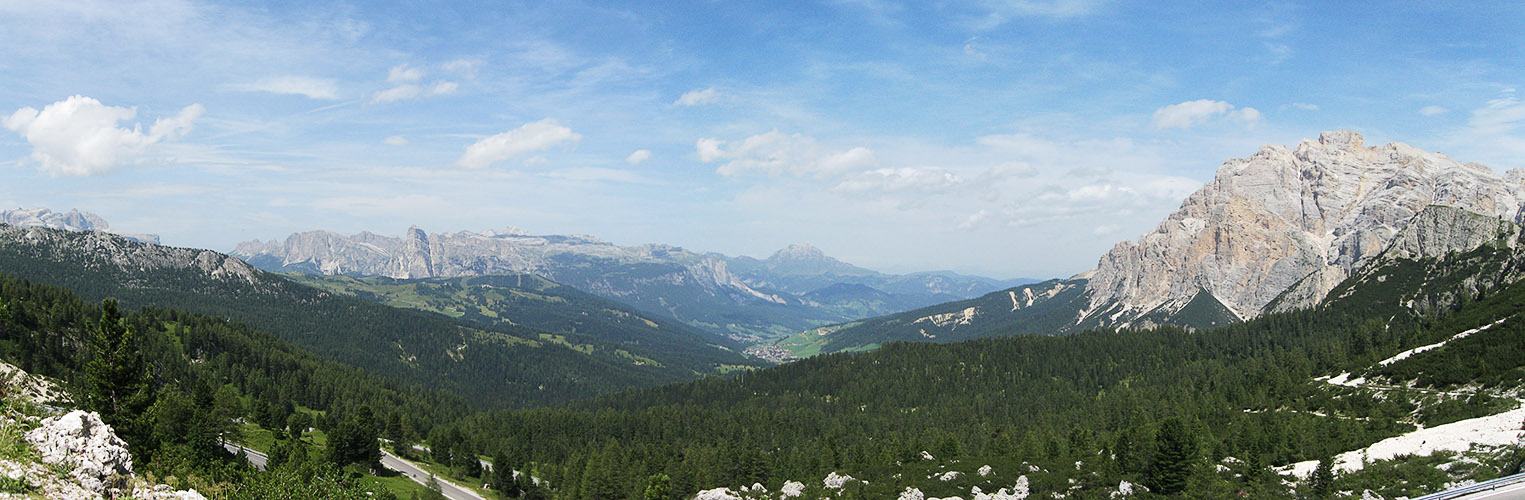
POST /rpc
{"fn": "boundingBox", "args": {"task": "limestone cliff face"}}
[1083,131,1525,326]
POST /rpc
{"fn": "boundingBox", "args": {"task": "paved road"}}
[1417,474,1525,500]
[225,441,486,500]
[1457,482,1525,500]
[380,449,487,500]
[222,442,268,470]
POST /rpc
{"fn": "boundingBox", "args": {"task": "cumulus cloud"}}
[458,118,581,169]
[3,95,204,177]
[833,167,963,193]
[698,131,878,178]
[1151,99,1261,129]
[383,135,408,146]
[626,149,653,165]
[675,87,724,106]
[1420,105,1450,117]
[229,76,340,99]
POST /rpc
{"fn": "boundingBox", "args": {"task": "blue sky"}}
[1,1,1522,279]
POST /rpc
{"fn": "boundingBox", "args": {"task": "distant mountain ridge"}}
[232,229,1026,340]
[797,131,1525,354]
[0,207,159,244]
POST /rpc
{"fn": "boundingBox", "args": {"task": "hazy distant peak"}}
[0,207,159,245]
[769,243,827,262]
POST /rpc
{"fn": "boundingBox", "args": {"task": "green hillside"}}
[287,273,757,375]
[0,225,734,409]
[453,266,1525,500]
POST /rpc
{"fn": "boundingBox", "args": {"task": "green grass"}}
[0,474,31,494]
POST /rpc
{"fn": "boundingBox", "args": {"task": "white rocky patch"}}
[1284,406,1525,478]
[1378,318,1507,367]
[899,486,926,500]
[26,410,135,496]
[978,465,994,476]
[780,480,805,497]
[922,450,936,461]
[914,307,979,328]
[824,471,854,489]
[1111,480,1135,498]
[938,471,962,481]
[694,487,744,500]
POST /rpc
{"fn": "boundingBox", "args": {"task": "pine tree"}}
[82,300,151,446]
[1309,456,1334,499]
[1145,417,1196,495]
[644,473,671,500]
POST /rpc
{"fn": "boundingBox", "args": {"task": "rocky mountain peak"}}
[769,243,827,262]
[0,207,159,244]
[1080,130,1525,327]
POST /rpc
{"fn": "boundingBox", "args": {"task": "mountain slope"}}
[1083,130,1525,327]
[286,273,754,370]
[797,132,1525,353]
[467,253,1525,500]
[0,224,745,408]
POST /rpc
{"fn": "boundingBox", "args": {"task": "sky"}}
[1,1,1522,279]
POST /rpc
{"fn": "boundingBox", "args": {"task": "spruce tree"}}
[82,300,150,446]
[644,473,671,500]
[1309,456,1335,499]
[1145,417,1196,495]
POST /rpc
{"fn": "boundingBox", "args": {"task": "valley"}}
[1,2,1521,498]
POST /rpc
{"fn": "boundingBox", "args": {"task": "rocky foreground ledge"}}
[0,362,204,500]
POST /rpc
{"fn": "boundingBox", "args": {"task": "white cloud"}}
[626,149,653,165]
[958,209,991,230]
[675,87,724,106]
[698,131,879,178]
[981,0,1107,20]
[1287,102,1319,111]
[229,76,340,100]
[1151,99,1261,129]
[387,64,424,83]
[1420,105,1450,117]
[3,95,203,177]
[383,135,408,146]
[442,59,483,78]
[458,118,582,169]
[372,64,458,103]
[833,167,963,193]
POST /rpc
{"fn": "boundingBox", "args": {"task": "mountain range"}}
[231,228,1030,341]
[791,131,1525,354]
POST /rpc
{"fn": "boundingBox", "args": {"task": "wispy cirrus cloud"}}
[228,75,340,100]
[458,118,582,169]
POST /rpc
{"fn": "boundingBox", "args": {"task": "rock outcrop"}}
[0,361,204,500]
[25,411,134,495]
[1081,131,1525,326]
[0,225,259,286]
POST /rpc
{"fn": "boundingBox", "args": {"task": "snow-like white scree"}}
[1377,318,1507,367]
[1284,406,1525,478]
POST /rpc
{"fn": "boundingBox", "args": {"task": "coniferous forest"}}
[5,247,1525,499]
